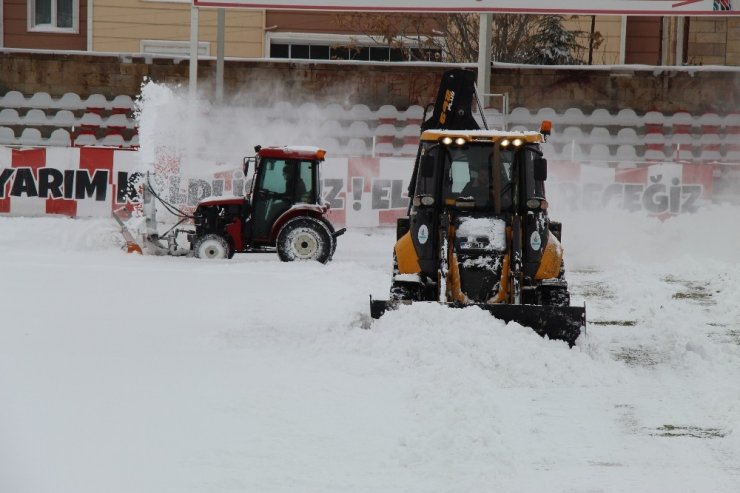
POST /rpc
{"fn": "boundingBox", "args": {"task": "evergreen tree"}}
[523,16,583,65]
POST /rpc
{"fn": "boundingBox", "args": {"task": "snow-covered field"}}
[1,207,740,493]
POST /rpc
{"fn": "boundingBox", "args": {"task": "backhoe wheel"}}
[277,217,332,263]
[389,254,424,301]
[193,234,230,259]
[540,286,571,307]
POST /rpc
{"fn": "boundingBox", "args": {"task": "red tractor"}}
[187,145,345,262]
[117,145,344,262]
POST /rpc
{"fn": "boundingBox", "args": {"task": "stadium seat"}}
[377,104,400,125]
[508,107,531,125]
[27,92,54,109]
[48,128,72,147]
[560,107,585,125]
[57,93,83,111]
[588,127,612,145]
[587,108,613,126]
[23,109,49,126]
[344,138,368,156]
[1,91,26,109]
[615,108,641,127]
[0,109,21,126]
[19,128,44,147]
[615,127,638,146]
[400,105,424,125]
[0,126,17,145]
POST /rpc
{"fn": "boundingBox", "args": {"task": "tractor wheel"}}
[193,234,230,259]
[276,217,332,263]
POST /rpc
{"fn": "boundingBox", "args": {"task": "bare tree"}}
[333,13,595,65]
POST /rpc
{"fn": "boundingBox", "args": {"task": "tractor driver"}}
[282,163,309,203]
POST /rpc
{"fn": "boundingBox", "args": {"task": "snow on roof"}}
[426,129,541,138]
[421,128,543,143]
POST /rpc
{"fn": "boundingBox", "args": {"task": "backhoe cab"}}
[370,69,585,346]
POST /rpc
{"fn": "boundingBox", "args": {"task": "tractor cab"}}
[191,145,344,262]
[244,146,326,242]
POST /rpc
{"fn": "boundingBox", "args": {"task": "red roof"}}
[258,146,326,161]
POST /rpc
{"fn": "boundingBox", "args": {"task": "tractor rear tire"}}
[193,234,230,259]
[276,217,332,263]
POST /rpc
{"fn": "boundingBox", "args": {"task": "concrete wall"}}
[1,51,739,114]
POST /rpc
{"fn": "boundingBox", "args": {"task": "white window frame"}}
[28,0,80,33]
[141,39,211,57]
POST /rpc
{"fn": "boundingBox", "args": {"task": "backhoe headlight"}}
[413,195,435,207]
[526,198,549,210]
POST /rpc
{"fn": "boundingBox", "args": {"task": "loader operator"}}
[460,165,491,205]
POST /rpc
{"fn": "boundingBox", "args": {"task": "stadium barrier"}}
[0,146,732,228]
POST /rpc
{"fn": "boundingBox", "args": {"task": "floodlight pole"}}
[477,13,493,108]
[189,5,200,99]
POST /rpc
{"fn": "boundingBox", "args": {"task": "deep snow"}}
[1,206,740,493]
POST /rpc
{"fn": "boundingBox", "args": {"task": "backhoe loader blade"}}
[370,297,585,346]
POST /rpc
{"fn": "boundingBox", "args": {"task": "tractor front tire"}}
[193,234,230,259]
[277,217,332,263]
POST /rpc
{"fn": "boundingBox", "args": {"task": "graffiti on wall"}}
[0,146,726,225]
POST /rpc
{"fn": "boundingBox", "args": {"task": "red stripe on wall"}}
[615,167,648,184]
[348,157,380,193]
[11,148,46,170]
[80,147,115,183]
[682,163,714,198]
[46,198,77,217]
[379,209,405,225]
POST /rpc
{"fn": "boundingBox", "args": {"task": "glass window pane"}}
[57,0,73,28]
[369,46,389,62]
[389,48,406,62]
[297,161,314,202]
[330,46,350,60]
[271,44,289,58]
[291,44,309,59]
[310,45,330,60]
[351,47,369,61]
[35,0,52,25]
[259,160,287,194]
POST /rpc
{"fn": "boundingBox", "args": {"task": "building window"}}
[267,33,442,62]
[28,0,78,32]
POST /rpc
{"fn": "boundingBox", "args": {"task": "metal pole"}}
[189,6,199,100]
[216,8,225,104]
[676,17,685,66]
[619,15,627,64]
[477,13,493,108]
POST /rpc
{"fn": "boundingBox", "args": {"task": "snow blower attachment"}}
[112,207,143,254]
[370,69,585,346]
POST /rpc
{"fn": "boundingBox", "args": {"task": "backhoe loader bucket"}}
[370,298,586,347]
